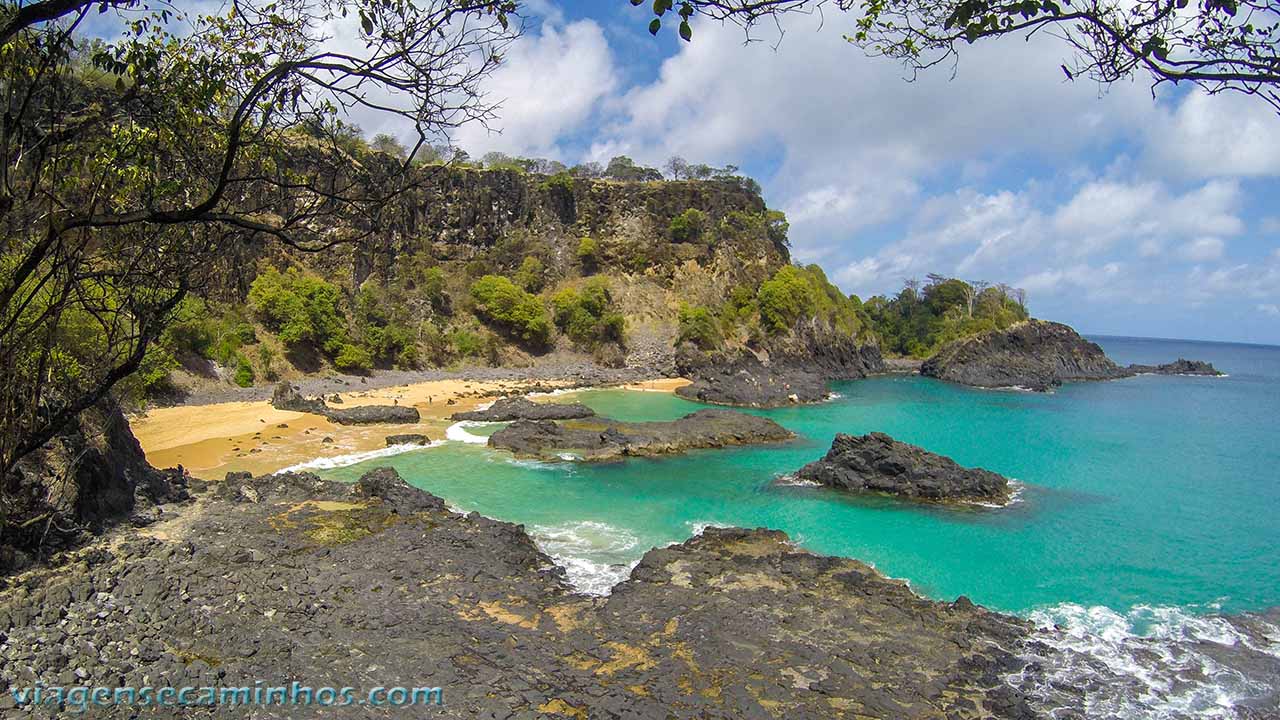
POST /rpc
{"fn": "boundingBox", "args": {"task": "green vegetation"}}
[577,237,599,270]
[514,257,547,292]
[669,208,709,243]
[538,171,575,193]
[864,276,1029,358]
[468,275,552,347]
[248,268,347,354]
[551,279,625,346]
[757,265,867,336]
[677,305,721,350]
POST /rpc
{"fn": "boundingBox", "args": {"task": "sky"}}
[90,0,1280,345]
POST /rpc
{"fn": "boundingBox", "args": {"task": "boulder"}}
[385,434,430,446]
[796,432,1011,504]
[450,396,595,422]
[270,381,420,425]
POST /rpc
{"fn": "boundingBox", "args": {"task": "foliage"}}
[468,275,551,347]
[514,257,547,292]
[757,264,867,336]
[576,237,599,270]
[334,344,374,373]
[669,208,709,243]
[864,276,1029,357]
[677,304,722,350]
[551,280,625,346]
[233,354,256,387]
[248,268,347,354]
[538,171,575,193]
[603,156,664,182]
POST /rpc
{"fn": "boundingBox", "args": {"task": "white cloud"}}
[1178,237,1225,262]
[450,19,618,158]
[1258,303,1280,316]
[1148,91,1280,179]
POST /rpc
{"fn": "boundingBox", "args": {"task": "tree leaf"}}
[649,18,661,35]
[679,20,692,41]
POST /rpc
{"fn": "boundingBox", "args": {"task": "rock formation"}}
[921,320,1222,391]
[0,467,1041,718]
[488,409,794,462]
[270,381,420,425]
[796,432,1012,504]
[450,396,595,422]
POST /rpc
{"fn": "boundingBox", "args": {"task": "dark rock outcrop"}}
[3,403,189,574]
[0,466,1044,718]
[1127,358,1223,376]
[489,409,795,461]
[921,320,1126,391]
[450,396,595,422]
[676,325,884,407]
[385,433,430,446]
[922,322,1226,391]
[270,381,420,425]
[796,432,1011,504]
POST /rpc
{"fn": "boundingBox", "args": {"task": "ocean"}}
[322,335,1280,717]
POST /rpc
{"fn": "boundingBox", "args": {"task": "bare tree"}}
[664,156,691,180]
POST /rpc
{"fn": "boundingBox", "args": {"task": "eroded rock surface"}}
[796,432,1011,504]
[1127,358,1223,376]
[450,396,595,422]
[488,409,795,462]
[0,468,1041,718]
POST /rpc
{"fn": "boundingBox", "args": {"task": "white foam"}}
[1015,603,1280,718]
[277,442,442,472]
[530,520,642,596]
[772,473,823,488]
[445,421,492,444]
[527,388,579,398]
[686,520,732,536]
[825,392,845,401]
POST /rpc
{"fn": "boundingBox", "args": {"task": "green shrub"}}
[248,267,346,353]
[576,237,598,269]
[757,265,816,333]
[334,343,373,373]
[232,353,255,387]
[468,275,551,346]
[539,171,575,193]
[449,328,485,358]
[551,279,624,346]
[514,256,546,292]
[669,208,709,243]
[677,305,721,350]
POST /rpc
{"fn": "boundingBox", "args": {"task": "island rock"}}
[489,409,794,461]
[796,432,1011,504]
[450,396,595,422]
[1126,358,1223,376]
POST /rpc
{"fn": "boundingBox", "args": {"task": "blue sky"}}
[409,0,1280,345]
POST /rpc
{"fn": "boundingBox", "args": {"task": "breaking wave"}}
[277,441,443,472]
[530,520,641,596]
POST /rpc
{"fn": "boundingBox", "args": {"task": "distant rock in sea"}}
[796,432,1012,504]
[450,396,595,422]
[488,409,794,462]
[921,320,1222,391]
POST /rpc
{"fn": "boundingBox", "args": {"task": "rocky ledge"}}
[0,467,1040,718]
[796,432,1012,504]
[449,395,595,422]
[922,320,1221,391]
[488,409,795,462]
[674,327,884,408]
[271,381,420,425]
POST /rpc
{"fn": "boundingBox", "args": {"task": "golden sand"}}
[130,377,689,478]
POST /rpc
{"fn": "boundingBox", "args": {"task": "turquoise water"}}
[324,336,1280,619]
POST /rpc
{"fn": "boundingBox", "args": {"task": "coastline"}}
[131,373,690,477]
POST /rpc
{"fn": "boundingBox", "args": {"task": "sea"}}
[321,336,1280,718]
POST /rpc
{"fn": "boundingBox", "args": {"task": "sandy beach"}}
[131,377,690,477]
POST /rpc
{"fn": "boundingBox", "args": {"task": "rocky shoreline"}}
[488,409,795,462]
[0,467,1041,718]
